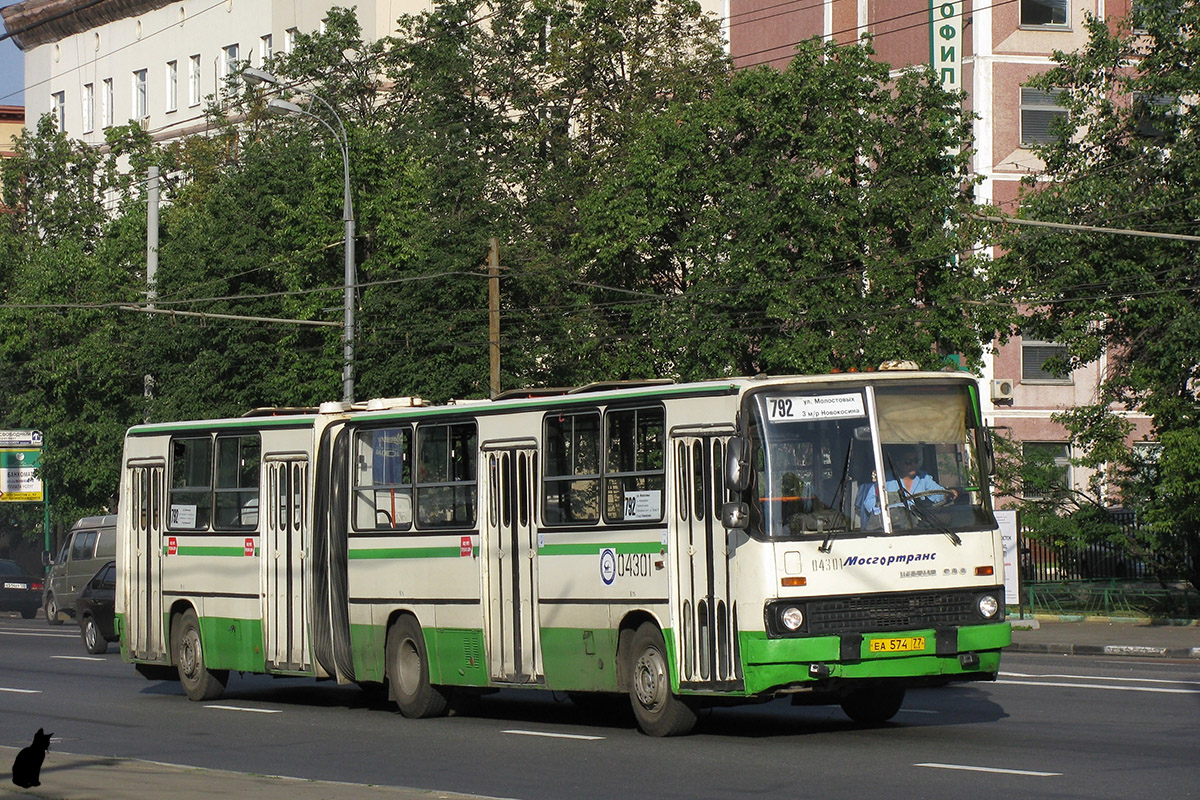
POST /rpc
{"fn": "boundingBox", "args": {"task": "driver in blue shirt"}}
[856,444,958,521]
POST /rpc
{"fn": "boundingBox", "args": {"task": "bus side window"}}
[353,427,412,531]
[415,422,477,528]
[543,411,601,524]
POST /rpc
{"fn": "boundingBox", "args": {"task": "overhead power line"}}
[974,214,1200,244]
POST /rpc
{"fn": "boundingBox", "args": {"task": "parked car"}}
[76,561,117,654]
[0,559,43,619]
[43,514,116,625]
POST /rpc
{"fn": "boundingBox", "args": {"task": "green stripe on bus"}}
[348,547,473,559]
[164,546,257,557]
[538,541,663,556]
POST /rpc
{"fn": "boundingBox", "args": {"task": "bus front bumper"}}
[738,621,1011,697]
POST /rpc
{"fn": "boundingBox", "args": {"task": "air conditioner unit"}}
[991,378,1015,402]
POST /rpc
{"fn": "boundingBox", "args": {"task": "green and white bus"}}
[116,368,1010,735]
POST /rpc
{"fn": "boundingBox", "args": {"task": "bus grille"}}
[805,590,978,635]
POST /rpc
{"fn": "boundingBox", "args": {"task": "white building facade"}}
[2,0,434,145]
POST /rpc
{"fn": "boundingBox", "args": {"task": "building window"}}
[1020,87,1067,146]
[51,90,65,131]
[1021,335,1072,383]
[132,69,148,119]
[259,34,273,65]
[222,43,241,86]
[82,83,94,133]
[1020,0,1067,26]
[188,55,201,107]
[101,78,113,128]
[285,28,299,54]
[165,60,178,112]
[1021,442,1071,499]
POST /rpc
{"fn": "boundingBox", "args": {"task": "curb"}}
[1005,641,1200,659]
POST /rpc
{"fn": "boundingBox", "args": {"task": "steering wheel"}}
[904,489,956,507]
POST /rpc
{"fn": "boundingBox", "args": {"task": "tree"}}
[0,118,151,528]
[577,37,1010,380]
[998,4,1200,589]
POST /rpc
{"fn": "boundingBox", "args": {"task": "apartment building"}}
[2,0,732,147]
[0,0,438,146]
[729,0,1154,502]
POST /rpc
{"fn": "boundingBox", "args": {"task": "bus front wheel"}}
[839,683,905,724]
[171,609,228,701]
[386,616,449,719]
[626,623,697,737]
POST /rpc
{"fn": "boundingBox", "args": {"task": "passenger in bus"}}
[855,444,957,525]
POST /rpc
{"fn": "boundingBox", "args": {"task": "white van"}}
[43,515,116,625]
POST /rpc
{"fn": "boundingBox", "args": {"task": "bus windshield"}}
[747,383,993,539]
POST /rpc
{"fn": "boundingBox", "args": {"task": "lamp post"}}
[244,68,356,404]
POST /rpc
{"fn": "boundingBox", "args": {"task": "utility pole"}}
[144,166,159,412]
[487,238,500,398]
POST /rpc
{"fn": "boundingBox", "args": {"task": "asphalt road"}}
[2,616,1197,800]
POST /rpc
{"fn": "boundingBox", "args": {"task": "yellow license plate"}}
[869,636,926,653]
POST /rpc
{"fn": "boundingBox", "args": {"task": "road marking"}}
[996,679,1199,695]
[917,763,1062,777]
[0,687,41,694]
[52,655,106,662]
[0,630,79,639]
[205,705,283,714]
[502,729,604,741]
[1002,671,1200,687]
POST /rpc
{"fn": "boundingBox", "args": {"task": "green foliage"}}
[1000,5,1200,589]
[0,2,1017,540]
[579,37,1008,379]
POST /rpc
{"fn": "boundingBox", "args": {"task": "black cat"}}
[11,728,52,788]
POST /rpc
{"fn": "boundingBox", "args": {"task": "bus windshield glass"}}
[747,383,993,539]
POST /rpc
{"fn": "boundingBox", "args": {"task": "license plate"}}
[3,582,28,590]
[869,636,926,653]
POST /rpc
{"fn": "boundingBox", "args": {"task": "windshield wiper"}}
[818,440,855,553]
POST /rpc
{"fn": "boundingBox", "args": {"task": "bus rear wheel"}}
[839,683,905,724]
[386,616,449,719]
[626,623,697,737]
[171,609,228,701]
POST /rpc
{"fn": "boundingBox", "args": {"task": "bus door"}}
[262,456,309,673]
[671,434,741,690]
[125,460,165,660]
[482,442,541,684]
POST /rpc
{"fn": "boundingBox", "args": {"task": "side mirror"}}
[726,436,751,492]
[721,502,750,530]
[41,551,52,567]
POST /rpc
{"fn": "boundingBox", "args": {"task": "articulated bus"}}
[116,368,1010,736]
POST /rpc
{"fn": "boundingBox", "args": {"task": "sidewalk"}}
[1008,615,1200,659]
[0,749,505,800]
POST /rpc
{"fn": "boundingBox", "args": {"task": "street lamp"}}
[244,68,357,404]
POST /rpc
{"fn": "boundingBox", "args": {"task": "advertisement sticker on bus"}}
[765,393,865,422]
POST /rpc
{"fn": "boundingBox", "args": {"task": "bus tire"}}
[626,623,697,737]
[171,608,228,701]
[840,683,905,724]
[386,616,449,719]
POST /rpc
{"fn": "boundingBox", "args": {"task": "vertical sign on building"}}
[930,1,963,92]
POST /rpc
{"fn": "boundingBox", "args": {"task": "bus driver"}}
[855,444,958,524]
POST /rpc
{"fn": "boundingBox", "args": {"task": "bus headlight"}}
[977,594,1000,619]
[780,606,805,631]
